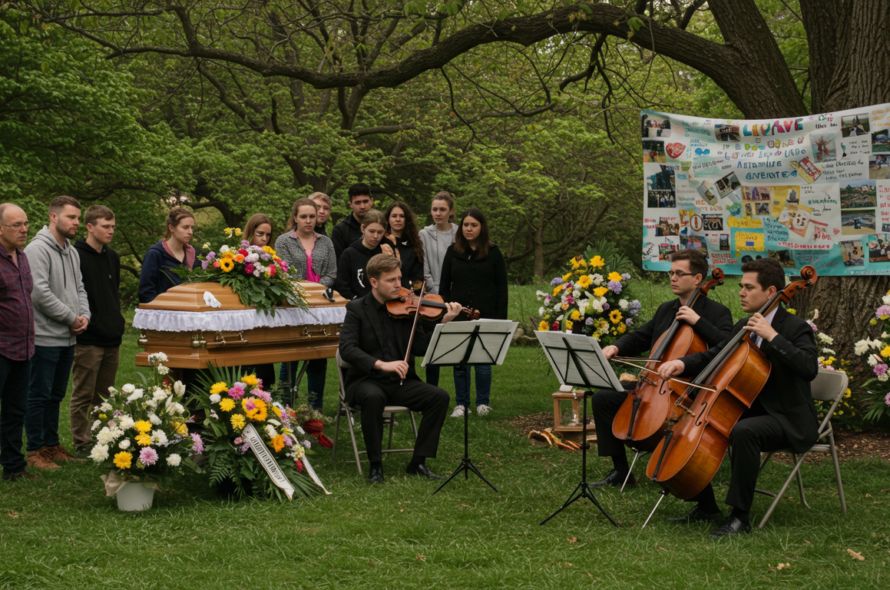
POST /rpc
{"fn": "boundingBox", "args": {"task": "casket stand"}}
[133,282,348,370]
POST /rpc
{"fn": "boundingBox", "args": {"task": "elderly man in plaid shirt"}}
[0,203,37,481]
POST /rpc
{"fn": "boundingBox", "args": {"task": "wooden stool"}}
[552,390,597,445]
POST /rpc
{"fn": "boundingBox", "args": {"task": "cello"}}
[611,268,726,452]
[646,266,817,500]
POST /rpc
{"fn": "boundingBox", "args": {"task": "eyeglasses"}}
[0,222,29,230]
[668,270,695,278]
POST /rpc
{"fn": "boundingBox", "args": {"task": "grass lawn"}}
[1,286,888,589]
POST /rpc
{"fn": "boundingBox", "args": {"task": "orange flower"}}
[272,435,285,453]
[234,254,245,263]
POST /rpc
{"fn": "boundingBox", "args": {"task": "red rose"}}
[296,459,304,472]
[302,419,323,434]
[238,249,248,256]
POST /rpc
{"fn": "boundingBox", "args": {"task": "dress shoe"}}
[406,463,443,480]
[27,448,60,470]
[667,505,723,523]
[591,469,634,488]
[367,466,384,484]
[2,469,38,482]
[47,444,86,463]
[709,516,751,539]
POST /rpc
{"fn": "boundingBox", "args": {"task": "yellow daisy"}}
[593,287,608,298]
[209,382,228,395]
[113,452,132,470]
[610,310,623,324]
[608,272,622,282]
[219,398,235,412]
[538,321,549,331]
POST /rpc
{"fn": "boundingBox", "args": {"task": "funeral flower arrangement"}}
[193,366,321,499]
[852,293,890,423]
[90,353,201,487]
[173,227,308,315]
[535,248,642,346]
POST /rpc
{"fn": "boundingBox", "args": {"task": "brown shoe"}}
[47,444,86,463]
[2,469,39,481]
[27,448,61,470]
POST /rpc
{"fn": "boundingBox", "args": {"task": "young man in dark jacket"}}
[71,206,126,455]
[331,183,373,261]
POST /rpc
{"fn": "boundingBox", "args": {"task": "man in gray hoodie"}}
[23,196,90,470]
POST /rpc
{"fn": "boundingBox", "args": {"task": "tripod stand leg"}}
[579,483,620,528]
[432,461,468,495]
[642,490,669,529]
[464,459,498,492]
[539,483,584,525]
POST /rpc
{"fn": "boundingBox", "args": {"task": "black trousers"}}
[590,388,632,458]
[694,413,789,512]
[0,355,30,475]
[351,377,449,463]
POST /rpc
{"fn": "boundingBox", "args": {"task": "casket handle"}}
[138,331,149,346]
[190,331,207,349]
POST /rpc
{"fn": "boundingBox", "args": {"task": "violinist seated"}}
[592,249,733,488]
[658,258,819,538]
[339,254,463,485]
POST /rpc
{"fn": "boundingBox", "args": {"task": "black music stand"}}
[423,320,518,495]
[536,331,623,528]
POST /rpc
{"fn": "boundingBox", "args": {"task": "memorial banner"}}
[640,104,890,275]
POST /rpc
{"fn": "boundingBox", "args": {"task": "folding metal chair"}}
[754,369,849,528]
[331,350,418,475]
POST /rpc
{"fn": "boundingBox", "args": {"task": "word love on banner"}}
[242,423,295,500]
[641,103,890,276]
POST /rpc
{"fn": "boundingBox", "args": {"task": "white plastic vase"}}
[116,481,155,511]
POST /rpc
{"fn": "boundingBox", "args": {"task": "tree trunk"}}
[533,224,545,280]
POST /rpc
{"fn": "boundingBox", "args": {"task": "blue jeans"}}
[25,345,74,452]
[453,364,492,408]
[1,355,31,474]
[279,358,327,410]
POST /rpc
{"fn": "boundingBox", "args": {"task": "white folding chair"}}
[331,350,418,475]
[754,369,849,528]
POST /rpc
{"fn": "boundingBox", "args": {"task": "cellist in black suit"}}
[658,258,819,538]
[592,249,734,487]
[338,254,462,484]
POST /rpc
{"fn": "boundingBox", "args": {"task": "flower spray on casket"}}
[90,352,203,497]
[192,365,324,500]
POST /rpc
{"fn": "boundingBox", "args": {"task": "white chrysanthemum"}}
[109,427,124,441]
[91,419,102,431]
[219,245,230,253]
[536,290,546,299]
[822,348,836,356]
[167,454,182,467]
[151,430,168,445]
[126,389,144,402]
[619,299,629,310]
[592,274,604,286]
[96,428,115,445]
[854,340,870,356]
[172,402,185,414]
[145,398,158,410]
[99,402,113,412]
[152,388,167,401]
[149,413,162,426]
[154,352,169,363]
[156,365,170,376]
[883,294,890,305]
[573,290,581,299]
[591,299,604,313]
[173,381,186,396]
[119,439,131,450]
[267,419,281,427]
[209,394,221,404]
[107,386,118,395]
[265,425,278,439]
[868,355,879,367]
[880,372,889,382]
[247,252,259,263]
[90,444,109,462]
[816,333,834,345]
[121,384,135,394]
[119,415,135,430]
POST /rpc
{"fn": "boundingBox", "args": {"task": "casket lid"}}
[138,282,348,312]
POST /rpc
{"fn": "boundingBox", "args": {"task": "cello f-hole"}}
[694,401,708,426]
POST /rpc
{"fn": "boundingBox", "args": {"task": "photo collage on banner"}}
[641,104,890,275]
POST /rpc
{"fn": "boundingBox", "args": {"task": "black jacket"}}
[679,306,819,453]
[334,238,396,300]
[439,244,508,320]
[73,240,125,347]
[394,237,423,289]
[614,296,734,358]
[339,294,433,403]
[314,223,328,237]
[332,214,363,262]
[138,241,199,304]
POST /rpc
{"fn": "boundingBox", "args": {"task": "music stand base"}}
[540,481,619,527]
[433,457,498,494]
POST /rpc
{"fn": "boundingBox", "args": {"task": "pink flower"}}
[875,364,888,376]
[213,261,221,268]
[190,433,204,454]
[245,263,255,274]
[885,392,890,407]
[139,447,158,466]
[268,265,276,277]
[252,388,271,403]
[201,261,209,270]
[228,386,245,400]
[244,399,256,412]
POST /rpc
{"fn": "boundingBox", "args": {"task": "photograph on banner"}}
[867,235,890,264]
[642,113,671,138]
[643,140,667,163]
[810,133,837,163]
[840,240,865,266]
[656,217,680,237]
[715,124,741,142]
[768,249,796,268]
[869,155,890,179]
[841,208,876,235]
[645,164,677,207]
[872,129,890,153]
[841,114,870,137]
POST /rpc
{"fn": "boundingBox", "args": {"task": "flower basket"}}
[115,481,156,512]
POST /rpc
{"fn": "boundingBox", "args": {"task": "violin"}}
[386,286,481,321]
[611,268,725,452]
[646,265,817,500]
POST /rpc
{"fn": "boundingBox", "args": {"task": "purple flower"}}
[240,442,251,454]
[107,420,117,428]
[629,300,642,316]
[621,273,631,281]
[283,435,294,448]
[550,277,563,286]
[585,317,594,326]
[241,240,250,248]
[608,280,623,294]
[260,252,272,261]
[544,295,552,303]
[875,364,888,376]
[807,320,818,333]
[139,447,158,466]
[603,302,610,310]
[626,318,634,326]
[201,260,209,270]
[190,433,204,455]
[877,305,890,319]
[206,252,216,261]
[113,410,122,416]
[301,439,311,449]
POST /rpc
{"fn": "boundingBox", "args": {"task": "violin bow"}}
[610,358,716,392]
[401,278,427,386]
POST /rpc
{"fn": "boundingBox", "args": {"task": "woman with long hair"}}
[385,200,424,290]
[274,198,337,410]
[138,206,199,303]
[240,213,277,388]
[335,209,396,300]
[439,207,508,417]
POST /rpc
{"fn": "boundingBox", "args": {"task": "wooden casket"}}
[133,282,349,369]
